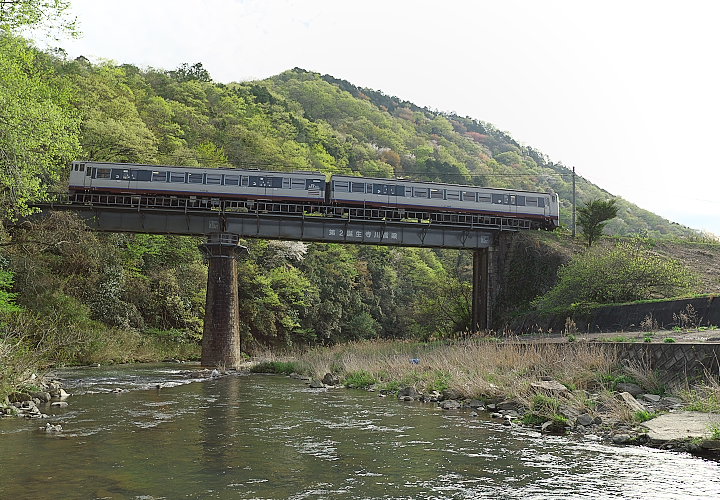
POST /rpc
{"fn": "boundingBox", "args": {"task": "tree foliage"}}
[577,199,619,246]
[0,0,77,36]
[0,34,79,218]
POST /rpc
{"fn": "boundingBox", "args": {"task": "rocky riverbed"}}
[284,371,720,460]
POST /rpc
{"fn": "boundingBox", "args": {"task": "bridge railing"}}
[43,192,533,231]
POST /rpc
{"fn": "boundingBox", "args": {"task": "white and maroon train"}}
[69,161,560,229]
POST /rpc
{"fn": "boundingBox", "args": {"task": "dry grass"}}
[296,339,618,401]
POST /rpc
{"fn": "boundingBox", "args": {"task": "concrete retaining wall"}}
[507,296,720,334]
[608,342,720,385]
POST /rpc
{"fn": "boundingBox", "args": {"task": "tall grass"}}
[296,339,617,400]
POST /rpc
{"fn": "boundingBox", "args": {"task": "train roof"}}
[330,174,554,197]
[72,161,325,177]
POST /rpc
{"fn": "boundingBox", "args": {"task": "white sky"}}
[42,0,720,235]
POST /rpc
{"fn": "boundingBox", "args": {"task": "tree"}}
[0,34,80,219]
[169,62,211,83]
[0,0,77,36]
[577,199,618,246]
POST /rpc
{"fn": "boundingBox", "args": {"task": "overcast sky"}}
[42,0,720,235]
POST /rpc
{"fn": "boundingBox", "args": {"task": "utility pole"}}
[572,166,576,238]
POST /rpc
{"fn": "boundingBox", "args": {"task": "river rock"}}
[616,383,643,396]
[8,392,32,404]
[322,373,340,386]
[43,423,63,433]
[660,396,683,407]
[423,390,442,403]
[617,392,646,413]
[439,400,461,410]
[541,420,567,434]
[531,380,569,394]
[612,433,632,444]
[32,392,52,403]
[465,399,484,409]
[497,399,521,411]
[640,394,662,403]
[440,388,463,401]
[398,387,420,400]
[576,413,595,427]
[308,380,324,389]
[700,440,720,451]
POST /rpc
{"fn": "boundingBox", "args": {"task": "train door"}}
[110,167,132,192]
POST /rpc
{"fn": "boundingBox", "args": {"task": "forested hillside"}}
[0,25,703,390]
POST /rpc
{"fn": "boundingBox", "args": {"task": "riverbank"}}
[253,339,720,458]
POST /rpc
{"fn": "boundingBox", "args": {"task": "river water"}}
[1,364,719,499]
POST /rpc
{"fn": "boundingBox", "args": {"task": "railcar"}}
[68,161,326,202]
[330,175,559,229]
[68,161,560,229]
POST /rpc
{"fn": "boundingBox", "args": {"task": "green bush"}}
[343,370,377,389]
[633,410,657,422]
[533,240,695,309]
[250,361,301,375]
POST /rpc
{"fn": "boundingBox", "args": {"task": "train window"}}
[516,196,526,206]
[241,176,249,187]
[507,195,516,205]
[111,169,131,180]
[537,198,545,208]
[152,171,167,182]
[268,177,282,188]
[389,185,405,197]
[430,189,443,199]
[86,167,92,176]
[306,179,323,191]
[461,191,476,202]
[206,174,222,185]
[332,180,349,192]
[292,178,307,190]
[526,197,538,206]
[170,172,186,183]
[414,188,428,198]
[79,164,85,172]
[73,164,78,171]
[224,175,240,186]
[282,178,291,189]
[373,184,389,195]
[492,194,504,204]
[446,190,460,201]
[188,173,204,184]
[351,182,366,193]
[131,170,152,182]
[478,195,491,203]
[95,168,111,179]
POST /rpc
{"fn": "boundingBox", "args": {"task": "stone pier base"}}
[200,233,247,368]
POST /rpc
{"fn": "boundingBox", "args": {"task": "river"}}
[1,363,719,499]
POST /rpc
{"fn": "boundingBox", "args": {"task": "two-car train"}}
[69,161,560,229]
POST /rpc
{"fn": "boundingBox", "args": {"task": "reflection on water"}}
[1,364,719,499]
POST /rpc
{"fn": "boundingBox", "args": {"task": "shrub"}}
[533,240,695,309]
[633,410,657,422]
[250,361,301,375]
[343,370,377,389]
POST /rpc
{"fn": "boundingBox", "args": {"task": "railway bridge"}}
[39,193,527,368]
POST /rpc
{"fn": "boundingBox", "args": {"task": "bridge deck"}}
[37,193,534,249]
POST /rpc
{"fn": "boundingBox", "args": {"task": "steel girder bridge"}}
[37,192,528,367]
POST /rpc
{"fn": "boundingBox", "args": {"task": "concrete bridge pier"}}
[199,233,247,368]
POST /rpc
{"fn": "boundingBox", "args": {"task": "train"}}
[68,161,560,229]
